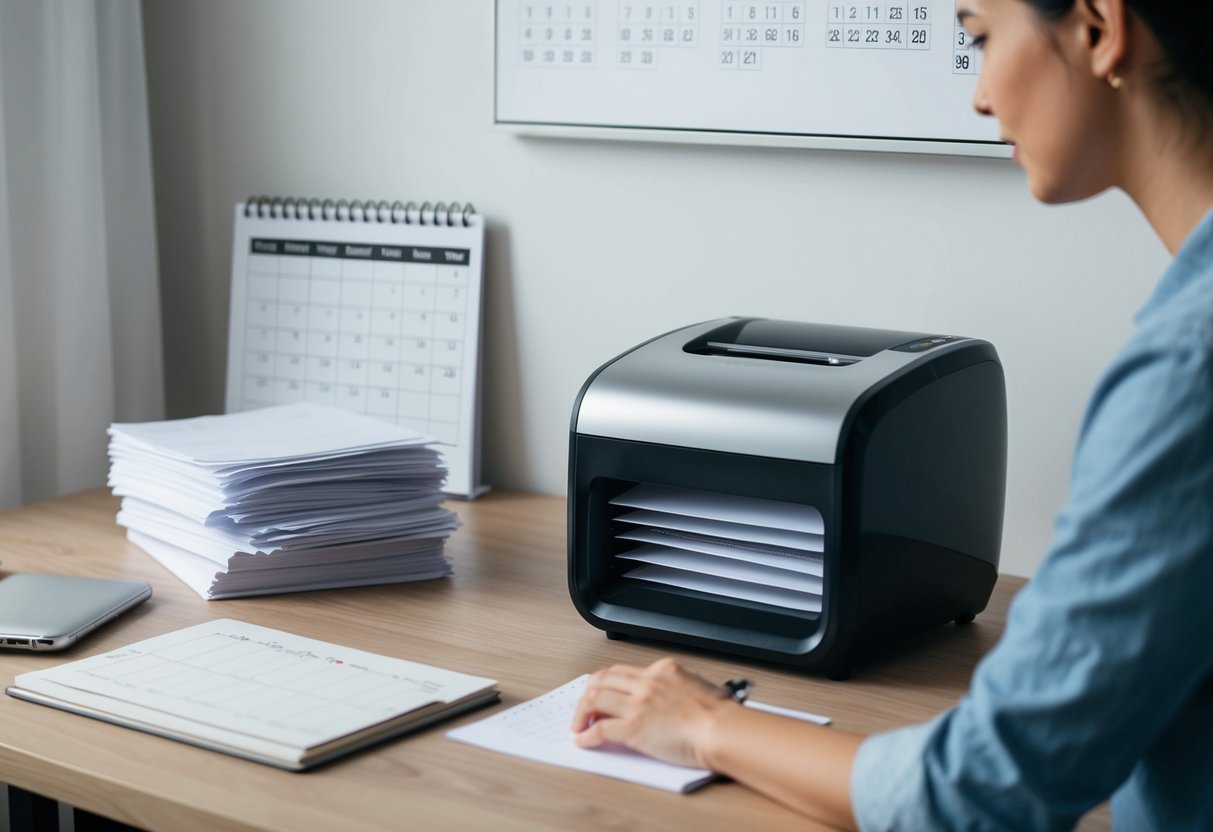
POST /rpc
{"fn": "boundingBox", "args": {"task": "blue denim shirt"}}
[852,209,1213,831]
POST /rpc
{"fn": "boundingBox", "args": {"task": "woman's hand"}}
[572,656,863,828]
[570,656,738,768]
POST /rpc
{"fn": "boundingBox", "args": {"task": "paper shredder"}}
[567,317,1007,676]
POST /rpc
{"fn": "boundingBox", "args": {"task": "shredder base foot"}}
[954,612,976,625]
[827,666,851,682]
[605,631,627,641]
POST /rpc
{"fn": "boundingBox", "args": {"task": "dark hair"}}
[1022,0,1213,121]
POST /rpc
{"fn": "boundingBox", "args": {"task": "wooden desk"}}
[0,490,1108,831]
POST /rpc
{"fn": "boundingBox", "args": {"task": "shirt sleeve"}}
[851,333,1213,831]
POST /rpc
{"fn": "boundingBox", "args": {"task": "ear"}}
[1073,0,1129,80]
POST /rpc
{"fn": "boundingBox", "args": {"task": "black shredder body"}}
[568,318,1007,676]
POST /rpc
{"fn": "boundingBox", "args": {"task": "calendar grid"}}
[825,1,931,50]
[617,2,699,70]
[240,240,469,446]
[720,1,805,70]
[520,2,598,67]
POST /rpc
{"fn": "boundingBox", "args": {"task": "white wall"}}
[141,0,1169,577]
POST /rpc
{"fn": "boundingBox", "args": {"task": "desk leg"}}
[7,785,59,831]
[3,785,139,832]
[72,809,139,832]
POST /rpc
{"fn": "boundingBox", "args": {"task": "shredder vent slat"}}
[610,484,825,613]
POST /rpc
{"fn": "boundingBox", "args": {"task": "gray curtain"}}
[0,0,164,508]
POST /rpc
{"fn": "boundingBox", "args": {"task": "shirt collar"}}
[1137,207,1213,322]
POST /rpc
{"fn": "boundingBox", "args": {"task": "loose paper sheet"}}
[610,483,825,534]
[625,564,823,613]
[614,509,824,552]
[616,528,824,576]
[448,675,829,792]
[109,402,432,466]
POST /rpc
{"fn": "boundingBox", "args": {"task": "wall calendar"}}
[497,1,1003,155]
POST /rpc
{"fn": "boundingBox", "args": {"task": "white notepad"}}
[7,620,498,770]
[448,674,829,792]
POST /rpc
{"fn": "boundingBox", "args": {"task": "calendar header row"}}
[250,238,470,265]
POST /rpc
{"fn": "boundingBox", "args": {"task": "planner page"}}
[12,620,496,752]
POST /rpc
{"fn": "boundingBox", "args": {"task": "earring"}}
[1108,72,1123,90]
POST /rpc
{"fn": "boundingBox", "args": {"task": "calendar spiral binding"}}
[242,195,478,228]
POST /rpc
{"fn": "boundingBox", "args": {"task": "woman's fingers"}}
[573,712,629,748]
[572,684,632,729]
[571,664,643,731]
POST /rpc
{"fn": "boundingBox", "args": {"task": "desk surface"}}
[0,490,1109,832]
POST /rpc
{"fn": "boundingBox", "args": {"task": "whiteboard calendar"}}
[495,1,1005,156]
[224,199,487,497]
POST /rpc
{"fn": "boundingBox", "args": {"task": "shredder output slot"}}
[608,484,825,615]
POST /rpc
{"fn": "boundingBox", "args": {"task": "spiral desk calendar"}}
[224,196,488,497]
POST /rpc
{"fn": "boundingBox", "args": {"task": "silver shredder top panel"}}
[575,319,959,465]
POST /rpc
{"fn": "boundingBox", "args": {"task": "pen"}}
[721,677,753,704]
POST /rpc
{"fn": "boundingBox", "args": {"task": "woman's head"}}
[1021,0,1213,121]
[959,0,1213,205]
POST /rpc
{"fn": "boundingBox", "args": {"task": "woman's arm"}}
[571,657,863,830]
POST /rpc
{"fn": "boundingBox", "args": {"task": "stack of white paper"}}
[108,403,459,600]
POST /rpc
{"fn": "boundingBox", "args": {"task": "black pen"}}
[721,677,753,704]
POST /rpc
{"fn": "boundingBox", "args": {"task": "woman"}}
[571,0,1213,828]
